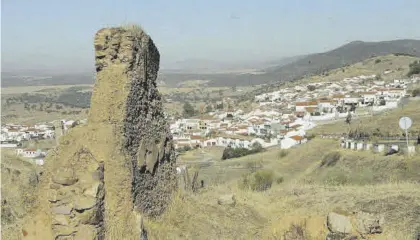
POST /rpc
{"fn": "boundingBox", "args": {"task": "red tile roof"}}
[290,135,304,141]
[296,101,318,106]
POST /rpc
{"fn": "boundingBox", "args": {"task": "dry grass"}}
[145,137,420,239]
[1,150,40,240]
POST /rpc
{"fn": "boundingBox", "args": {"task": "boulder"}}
[74,196,97,211]
[74,225,99,240]
[53,215,69,226]
[83,182,101,197]
[326,232,358,240]
[47,189,58,203]
[327,212,353,234]
[217,194,236,206]
[53,225,76,238]
[52,205,73,215]
[355,212,384,234]
[53,168,78,186]
[78,207,101,225]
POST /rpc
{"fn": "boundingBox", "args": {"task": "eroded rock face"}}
[23,26,176,240]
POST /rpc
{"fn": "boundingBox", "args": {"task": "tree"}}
[218,90,224,97]
[375,74,382,80]
[205,105,213,113]
[407,60,420,77]
[345,112,352,136]
[183,102,195,118]
[307,85,316,91]
[412,88,420,97]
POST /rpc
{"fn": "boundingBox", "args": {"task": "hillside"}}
[267,40,420,78]
[147,138,420,239]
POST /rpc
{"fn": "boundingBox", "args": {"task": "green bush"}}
[222,144,263,160]
[276,176,284,184]
[278,150,288,159]
[407,60,420,77]
[412,88,420,97]
[375,59,382,64]
[239,169,274,191]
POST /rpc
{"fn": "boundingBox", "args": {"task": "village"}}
[169,73,419,151]
[0,119,85,165]
[1,73,419,164]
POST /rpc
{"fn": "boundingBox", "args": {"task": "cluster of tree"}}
[407,60,420,77]
[221,142,263,160]
[182,102,196,118]
[412,88,420,97]
[55,91,91,108]
[5,89,92,110]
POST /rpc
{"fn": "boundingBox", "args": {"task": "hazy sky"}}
[2,0,420,72]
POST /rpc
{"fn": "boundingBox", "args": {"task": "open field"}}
[1,103,88,124]
[1,84,93,95]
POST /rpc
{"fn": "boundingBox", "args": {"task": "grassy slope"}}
[251,54,420,96]
[310,98,420,136]
[146,138,420,239]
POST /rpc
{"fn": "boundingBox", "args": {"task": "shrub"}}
[183,146,192,152]
[407,60,420,77]
[240,169,274,191]
[278,150,288,159]
[221,144,263,160]
[282,222,308,240]
[320,151,341,167]
[375,59,381,64]
[276,176,284,184]
[412,88,420,97]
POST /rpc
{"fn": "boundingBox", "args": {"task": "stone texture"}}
[326,232,358,240]
[53,215,69,226]
[355,212,384,234]
[52,205,73,215]
[327,212,353,234]
[52,168,78,186]
[24,25,176,240]
[217,194,236,206]
[74,196,97,211]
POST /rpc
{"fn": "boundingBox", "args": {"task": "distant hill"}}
[266,39,420,79]
[2,39,419,88]
[161,39,420,87]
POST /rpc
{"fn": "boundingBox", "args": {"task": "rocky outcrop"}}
[22,25,176,240]
[325,211,385,240]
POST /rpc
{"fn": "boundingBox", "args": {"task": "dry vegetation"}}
[1,150,41,240]
[145,138,420,239]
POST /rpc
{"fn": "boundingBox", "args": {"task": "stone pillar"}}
[23,25,177,240]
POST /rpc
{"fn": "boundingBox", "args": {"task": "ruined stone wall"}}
[22,26,176,240]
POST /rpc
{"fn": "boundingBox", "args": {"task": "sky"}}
[2,0,420,73]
